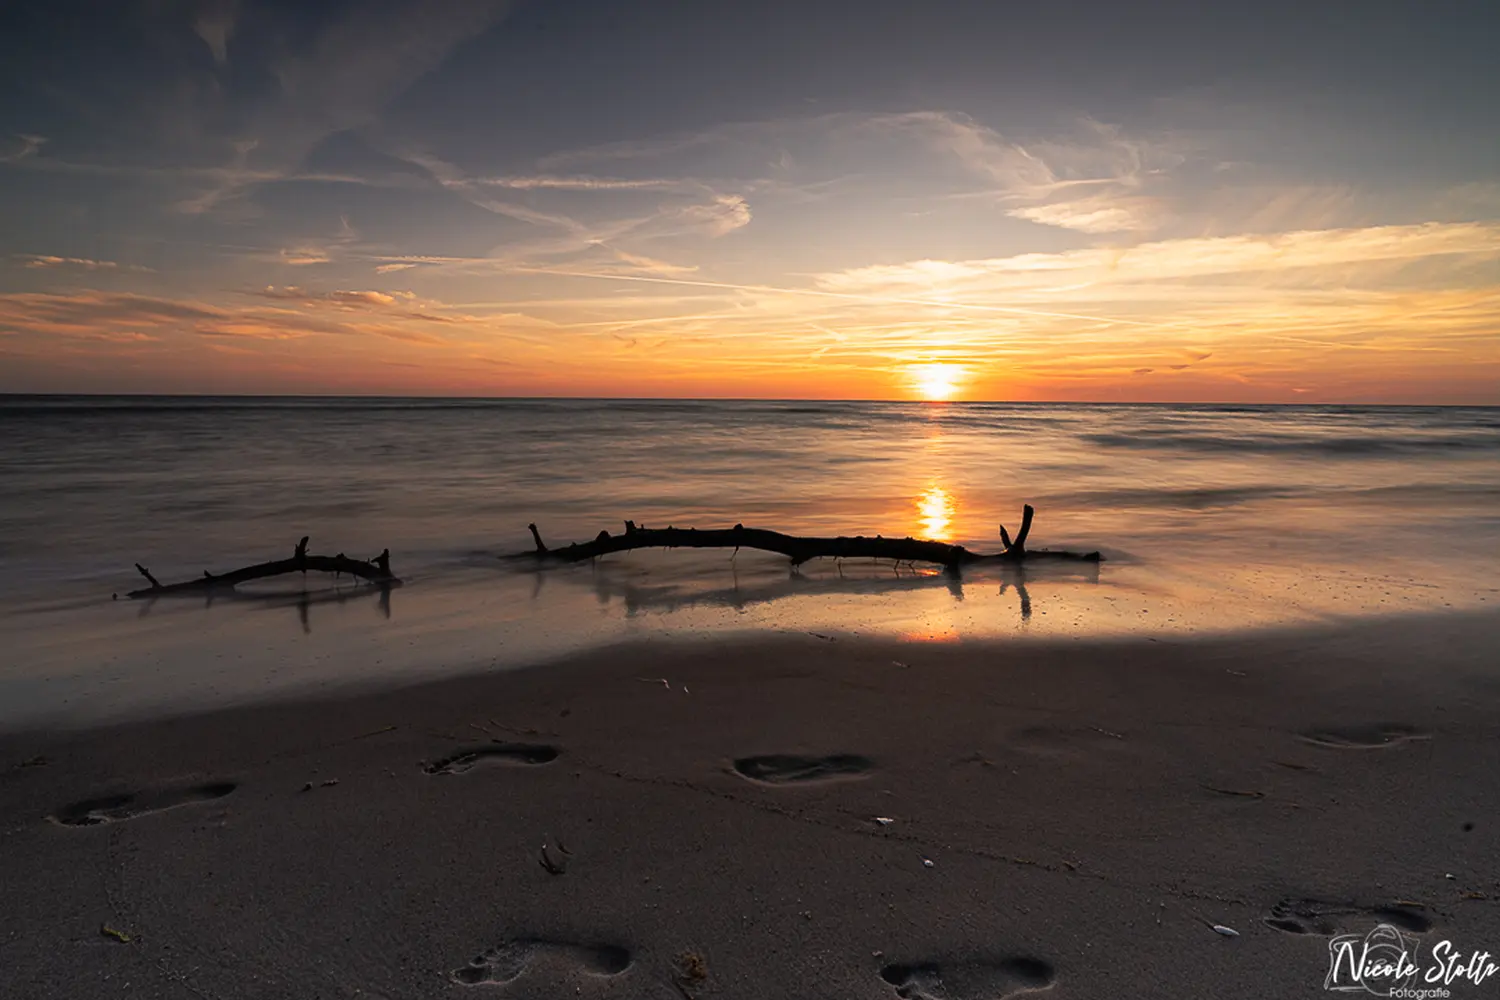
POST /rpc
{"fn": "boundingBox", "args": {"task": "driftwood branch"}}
[512,504,1098,573]
[126,539,398,599]
[998,503,1034,555]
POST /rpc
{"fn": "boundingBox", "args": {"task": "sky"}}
[1,0,1498,402]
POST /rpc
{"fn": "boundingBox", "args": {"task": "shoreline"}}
[4,545,1495,733]
[4,612,1499,997]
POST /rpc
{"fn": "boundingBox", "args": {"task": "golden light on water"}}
[917,484,954,540]
[895,627,962,643]
[908,363,966,401]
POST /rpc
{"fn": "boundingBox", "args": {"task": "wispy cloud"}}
[4,39,1496,404]
[535,109,1179,235]
[15,254,153,272]
[258,286,396,305]
[402,214,1498,400]
[369,254,467,274]
[254,285,455,322]
[833,110,1180,233]
[815,222,1500,294]
[280,247,332,266]
[0,292,227,339]
[268,2,513,136]
[606,248,699,276]
[473,174,693,191]
[174,139,264,216]
[0,134,46,164]
[663,194,752,237]
[400,147,752,255]
[1006,193,1162,234]
[90,1,520,219]
[0,289,475,347]
[264,215,361,267]
[193,0,238,67]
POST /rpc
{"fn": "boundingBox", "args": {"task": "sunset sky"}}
[2,1,1497,402]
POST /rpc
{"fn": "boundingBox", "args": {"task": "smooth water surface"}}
[2,397,1497,727]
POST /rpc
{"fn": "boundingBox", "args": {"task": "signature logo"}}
[1326,924,1499,996]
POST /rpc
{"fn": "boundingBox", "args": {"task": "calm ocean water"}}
[2,396,1498,727]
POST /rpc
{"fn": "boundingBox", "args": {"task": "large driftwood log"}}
[126,537,398,599]
[513,504,1099,572]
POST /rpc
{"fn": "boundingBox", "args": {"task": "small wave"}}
[1079,431,1500,457]
[1045,486,1307,509]
[1349,482,1500,501]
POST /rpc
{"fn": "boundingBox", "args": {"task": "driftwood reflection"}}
[132,580,395,633]
[569,558,1098,619]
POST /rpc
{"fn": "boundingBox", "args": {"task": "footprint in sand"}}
[51,782,237,827]
[731,754,874,785]
[451,938,631,986]
[423,743,560,775]
[1299,726,1429,750]
[880,956,1055,1000]
[1264,897,1433,935]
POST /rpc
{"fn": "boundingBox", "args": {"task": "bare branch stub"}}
[126,538,399,598]
[1016,504,1035,549]
[508,505,1099,573]
[1000,503,1036,555]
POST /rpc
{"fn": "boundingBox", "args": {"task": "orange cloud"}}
[15,254,153,272]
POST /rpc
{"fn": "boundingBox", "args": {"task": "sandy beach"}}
[7,0,1500,993]
[4,609,1497,998]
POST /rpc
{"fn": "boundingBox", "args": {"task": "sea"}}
[2,396,1497,729]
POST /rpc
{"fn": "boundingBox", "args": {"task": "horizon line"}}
[1,391,1494,409]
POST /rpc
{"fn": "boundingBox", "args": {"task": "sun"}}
[907,363,966,401]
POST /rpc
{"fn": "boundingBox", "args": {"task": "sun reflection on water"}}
[917,484,953,540]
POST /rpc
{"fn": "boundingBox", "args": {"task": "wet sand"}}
[2,611,1498,998]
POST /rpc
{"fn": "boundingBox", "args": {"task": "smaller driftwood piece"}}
[126,537,398,599]
[513,504,1100,574]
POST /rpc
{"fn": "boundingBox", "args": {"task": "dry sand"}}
[3,611,1499,998]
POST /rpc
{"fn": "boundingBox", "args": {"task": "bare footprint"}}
[1264,897,1433,936]
[452,938,631,986]
[881,956,1055,1000]
[732,754,873,785]
[424,743,559,775]
[51,782,237,827]
[1299,726,1429,750]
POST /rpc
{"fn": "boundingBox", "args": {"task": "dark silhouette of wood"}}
[126,539,398,598]
[514,505,1098,572]
[998,503,1034,555]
